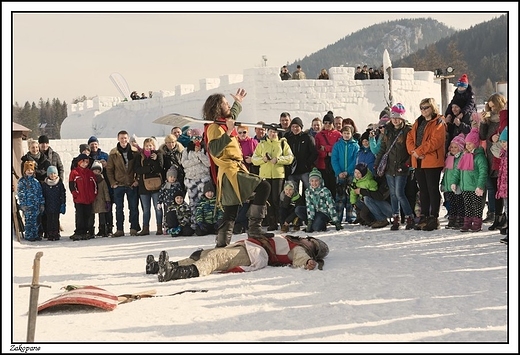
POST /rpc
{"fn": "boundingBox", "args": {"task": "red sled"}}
[37,286,118,313]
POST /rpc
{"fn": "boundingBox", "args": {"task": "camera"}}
[370,128,380,136]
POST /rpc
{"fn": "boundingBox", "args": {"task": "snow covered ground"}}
[6,199,517,353]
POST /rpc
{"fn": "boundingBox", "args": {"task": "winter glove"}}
[335,222,344,231]
[305,222,313,233]
[60,204,66,215]
[39,205,45,214]
[105,202,111,211]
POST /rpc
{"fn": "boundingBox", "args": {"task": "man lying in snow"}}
[145,235,329,282]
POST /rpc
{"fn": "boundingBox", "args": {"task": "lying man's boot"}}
[167,265,200,281]
[157,251,169,282]
[146,255,159,274]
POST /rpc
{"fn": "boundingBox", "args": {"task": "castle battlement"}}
[61,66,450,139]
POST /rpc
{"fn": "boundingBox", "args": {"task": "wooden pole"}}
[19,252,51,342]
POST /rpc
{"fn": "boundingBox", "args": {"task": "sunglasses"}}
[191,136,202,140]
[323,121,332,124]
[419,106,431,110]
[238,131,247,134]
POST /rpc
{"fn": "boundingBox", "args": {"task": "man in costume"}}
[203,88,272,247]
[145,235,330,282]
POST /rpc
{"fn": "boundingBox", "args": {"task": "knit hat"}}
[38,135,49,144]
[323,112,334,123]
[290,117,304,129]
[355,162,368,177]
[203,181,215,194]
[87,136,99,145]
[47,165,58,176]
[390,103,406,119]
[499,127,508,142]
[308,167,322,181]
[465,128,480,147]
[76,153,90,162]
[166,167,178,179]
[91,160,103,173]
[379,107,391,119]
[457,74,469,88]
[173,190,185,200]
[23,161,36,174]
[378,114,390,126]
[451,97,466,110]
[190,128,203,138]
[79,143,90,153]
[284,180,296,191]
[450,133,466,151]
[360,130,370,143]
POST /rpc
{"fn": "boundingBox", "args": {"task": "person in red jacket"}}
[145,235,329,282]
[69,153,98,240]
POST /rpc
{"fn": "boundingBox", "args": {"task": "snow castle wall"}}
[61,66,451,139]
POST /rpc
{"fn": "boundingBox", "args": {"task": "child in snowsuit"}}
[279,180,306,233]
[295,168,343,233]
[440,134,466,229]
[194,181,223,236]
[157,167,184,211]
[17,161,45,241]
[349,162,378,226]
[165,191,194,237]
[40,165,66,240]
[451,129,488,232]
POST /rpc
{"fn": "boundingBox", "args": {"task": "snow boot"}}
[446,215,458,229]
[422,216,439,231]
[156,224,163,235]
[157,251,170,282]
[390,214,400,230]
[137,226,150,236]
[414,215,427,230]
[215,220,234,247]
[405,215,415,230]
[470,217,483,232]
[460,217,472,232]
[488,213,505,231]
[164,265,200,282]
[247,204,274,239]
[146,255,159,274]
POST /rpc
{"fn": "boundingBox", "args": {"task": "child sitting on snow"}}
[164,191,194,237]
[194,181,223,236]
[294,168,343,233]
[279,180,306,233]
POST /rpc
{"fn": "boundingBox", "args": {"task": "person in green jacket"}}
[450,129,488,232]
[251,124,294,231]
[440,134,466,229]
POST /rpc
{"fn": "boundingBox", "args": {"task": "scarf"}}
[45,177,59,186]
[143,150,152,158]
[457,151,474,171]
[117,142,133,164]
[444,152,462,169]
